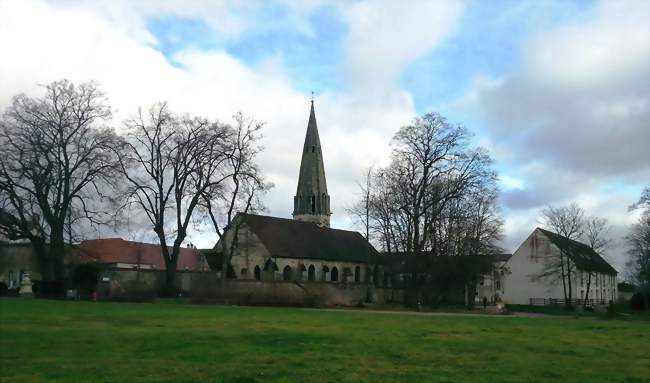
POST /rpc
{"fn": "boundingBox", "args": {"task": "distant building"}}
[76,238,209,272]
[216,101,380,286]
[217,213,377,283]
[476,253,512,304]
[0,242,40,289]
[503,228,617,305]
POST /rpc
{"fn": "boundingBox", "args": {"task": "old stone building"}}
[217,101,379,285]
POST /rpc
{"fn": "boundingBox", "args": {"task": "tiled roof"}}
[229,213,378,263]
[538,228,617,275]
[77,238,207,271]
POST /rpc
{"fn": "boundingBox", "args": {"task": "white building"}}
[503,228,617,306]
[476,254,512,304]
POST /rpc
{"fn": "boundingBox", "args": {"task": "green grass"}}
[1,299,648,383]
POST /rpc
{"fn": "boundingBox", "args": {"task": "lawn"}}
[1,299,648,383]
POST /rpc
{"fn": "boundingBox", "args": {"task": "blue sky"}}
[0,0,648,270]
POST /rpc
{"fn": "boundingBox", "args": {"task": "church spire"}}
[293,100,331,227]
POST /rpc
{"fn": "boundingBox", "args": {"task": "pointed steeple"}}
[293,100,331,227]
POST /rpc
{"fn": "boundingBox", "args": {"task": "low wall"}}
[96,268,402,306]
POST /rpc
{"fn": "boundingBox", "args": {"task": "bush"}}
[70,264,100,295]
[629,293,648,310]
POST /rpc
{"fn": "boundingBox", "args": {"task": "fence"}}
[529,298,610,307]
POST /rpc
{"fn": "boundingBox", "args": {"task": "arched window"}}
[254,266,261,281]
[322,265,330,281]
[331,266,339,282]
[354,266,361,283]
[308,265,316,281]
[311,145,316,153]
[283,265,292,281]
[311,195,316,213]
[240,268,248,278]
[298,264,307,281]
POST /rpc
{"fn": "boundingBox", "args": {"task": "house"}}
[476,253,512,304]
[76,238,209,271]
[503,228,617,305]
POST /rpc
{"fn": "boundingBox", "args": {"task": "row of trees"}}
[0,80,269,294]
[348,113,503,305]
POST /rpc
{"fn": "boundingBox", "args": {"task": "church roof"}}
[235,213,377,263]
[537,228,617,275]
[294,101,330,214]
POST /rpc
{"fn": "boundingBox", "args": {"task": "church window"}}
[308,265,316,281]
[354,266,361,283]
[254,266,261,281]
[311,145,316,153]
[311,195,316,213]
[283,265,292,281]
[331,267,339,282]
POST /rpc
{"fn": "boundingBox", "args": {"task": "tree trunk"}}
[583,272,592,308]
[164,256,178,296]
[220,236,229,286]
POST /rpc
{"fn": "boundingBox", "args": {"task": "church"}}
[216,101,379,284]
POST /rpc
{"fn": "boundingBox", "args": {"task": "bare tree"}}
[199,113,270,283]
[350,112,502,305]
[118,102,233,295]
[538,203,585,307]
[626,186,650,308]
[582,216,613,306]
[0,80,121,290]
[346,165,374,240]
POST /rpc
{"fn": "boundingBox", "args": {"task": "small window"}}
[311,195,316,213]
[240,268,248,277]
[254,266,261,280]
[354,266,361,283]
[311,145,316,153]
[283,265,292,281]
[331,267,339,282]
[496,280,501,290]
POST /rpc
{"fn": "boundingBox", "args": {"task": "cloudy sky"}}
[0,0,648,270]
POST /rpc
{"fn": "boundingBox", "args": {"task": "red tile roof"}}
[76,238,207,271]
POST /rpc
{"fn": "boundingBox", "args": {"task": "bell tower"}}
[293,100,331,227]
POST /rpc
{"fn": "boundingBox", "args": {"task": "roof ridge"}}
[239,212,363,236]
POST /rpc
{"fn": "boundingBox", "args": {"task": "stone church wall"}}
[95,268,401,306]
[224,225,370,284]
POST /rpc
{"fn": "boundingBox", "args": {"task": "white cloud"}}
[451,0,650,270]
[2,0,455,247]
[343,0,463,92]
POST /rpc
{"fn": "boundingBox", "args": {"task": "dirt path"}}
[302,306,559,318]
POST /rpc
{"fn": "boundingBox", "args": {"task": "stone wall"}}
[96,268,402,306]
[0,243,41,289]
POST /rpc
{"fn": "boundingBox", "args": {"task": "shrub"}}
[629,293,647,310]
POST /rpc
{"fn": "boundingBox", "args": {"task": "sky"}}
[0,0,648,271]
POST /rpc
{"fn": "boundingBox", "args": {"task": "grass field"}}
[1,299,648,383]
